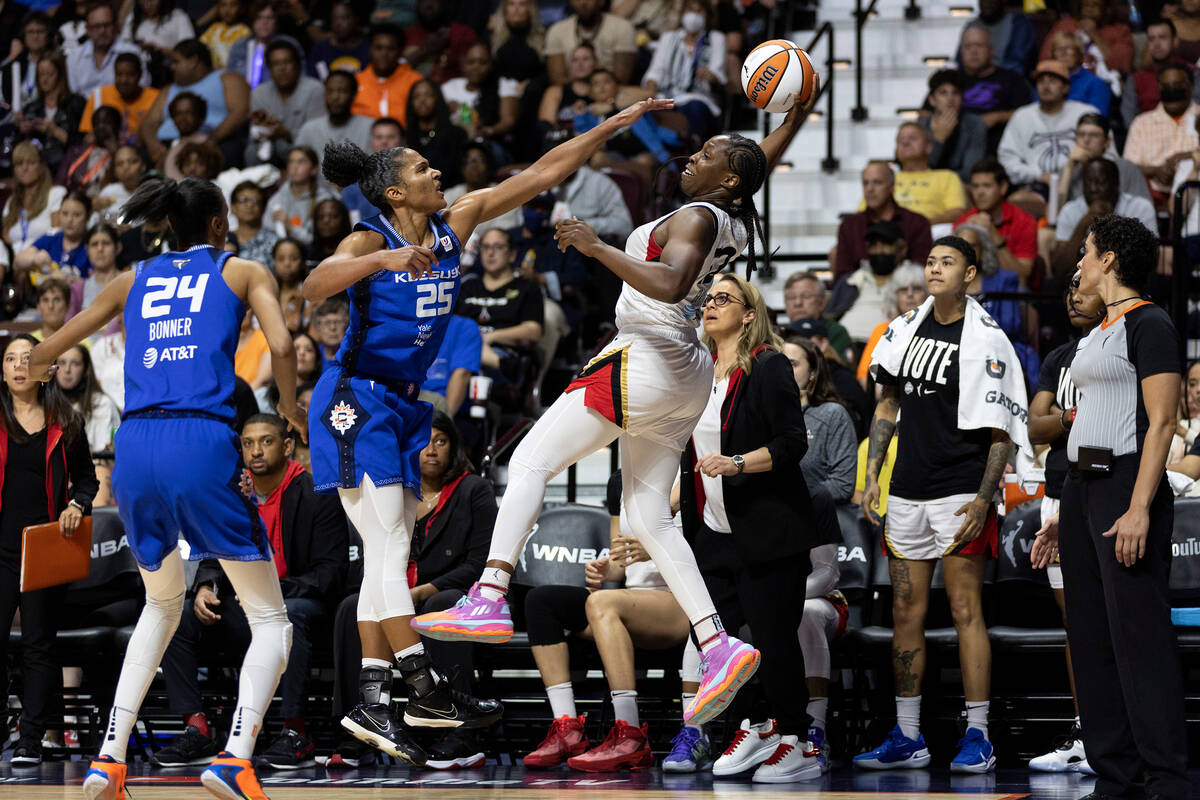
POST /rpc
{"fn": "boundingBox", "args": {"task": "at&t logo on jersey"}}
[142,345,198,367]
[330,401,358,434]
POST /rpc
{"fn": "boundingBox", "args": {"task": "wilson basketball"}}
[741,39,818,114]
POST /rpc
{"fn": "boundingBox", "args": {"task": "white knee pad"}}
[246,604,293,657]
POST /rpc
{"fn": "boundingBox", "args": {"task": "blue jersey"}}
[334,212,462,384]
[123,245,243,420]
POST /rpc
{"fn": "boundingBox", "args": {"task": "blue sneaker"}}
[661,726,711,773]
[808,725,829,773]
[950,728,995,773]
[852,725,931,770]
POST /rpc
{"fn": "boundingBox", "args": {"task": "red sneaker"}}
[566,721,654,772]
[523,715,589,768]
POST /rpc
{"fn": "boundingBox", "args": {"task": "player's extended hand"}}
[1030,510,1060,569]
[608,96,674,129]
[380,246,438,280]
[554,217,601,257]
[697,454,739,478]
[785,73,822,123]
[58,504,83,537]
[194,586,222,625]
[1104,505,1150,567]
[952,496,990,546]
[278,402,308,444]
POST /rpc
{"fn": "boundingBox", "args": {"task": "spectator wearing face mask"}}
[641,0,726,140]
[826,221,919,345]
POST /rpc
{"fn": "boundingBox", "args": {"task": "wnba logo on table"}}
[142,347,158,368]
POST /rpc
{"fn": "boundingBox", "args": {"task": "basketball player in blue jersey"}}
[29,178,305,800]
[300,97,676,765]
[413,89,819,730]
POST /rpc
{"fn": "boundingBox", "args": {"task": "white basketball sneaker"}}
[713,719,780,777]
[1029,724,1088,772]
[752,735,822,783]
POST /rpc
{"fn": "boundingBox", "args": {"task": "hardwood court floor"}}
[0,763,1152,799]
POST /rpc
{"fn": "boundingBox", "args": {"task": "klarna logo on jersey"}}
[142,345,198,368]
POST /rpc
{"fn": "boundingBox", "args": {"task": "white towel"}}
[871,296,1036,482]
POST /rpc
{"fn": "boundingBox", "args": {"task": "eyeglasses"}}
[703,292,744,307]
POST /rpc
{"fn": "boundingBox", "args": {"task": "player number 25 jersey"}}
[615,201,748,336]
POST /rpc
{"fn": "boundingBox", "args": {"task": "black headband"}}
[931,235,977,267]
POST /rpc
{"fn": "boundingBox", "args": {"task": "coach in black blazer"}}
[678,274,819,770]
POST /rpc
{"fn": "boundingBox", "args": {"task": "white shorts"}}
[566,327,712,450]
[1041,495,1063,590]
[883,494,999,561]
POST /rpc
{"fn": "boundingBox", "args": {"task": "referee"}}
[1035,215,1189,799]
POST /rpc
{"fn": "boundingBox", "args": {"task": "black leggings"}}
[525,585,589,646]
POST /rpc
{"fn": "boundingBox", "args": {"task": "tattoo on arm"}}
[866,394,899,483]
[976,435,1013,503]
[892,646,922,695]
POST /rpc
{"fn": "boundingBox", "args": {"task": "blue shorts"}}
[309,366,431,493]
[112,416,268,571]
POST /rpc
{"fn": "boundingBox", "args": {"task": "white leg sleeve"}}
[220,557,292,760]
[341,475,417,622]
[798,598,840,682]
[487,389,621,565]
[620,434,717,625]
[681,638,702,683]
[100,549,187,762]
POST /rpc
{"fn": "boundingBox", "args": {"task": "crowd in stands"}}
[3,0,1200,778]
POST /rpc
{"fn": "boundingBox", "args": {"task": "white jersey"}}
[615,201,748,336]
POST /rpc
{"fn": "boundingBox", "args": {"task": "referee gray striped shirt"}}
[1067,301,1180,462]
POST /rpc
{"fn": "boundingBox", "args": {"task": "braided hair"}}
[722,134,769,279]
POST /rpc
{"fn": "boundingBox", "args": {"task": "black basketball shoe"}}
[340,703,427,766]
[399,652,503,729]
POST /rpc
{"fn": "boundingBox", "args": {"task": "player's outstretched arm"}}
[443,97,675,242]
[554,208,715,304]
[237,257,306,442]
[301,231,438,303]
[759,78,821,175]
[29,271,136,382]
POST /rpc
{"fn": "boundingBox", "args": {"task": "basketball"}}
[741,39,818,114]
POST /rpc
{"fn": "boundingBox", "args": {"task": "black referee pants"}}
[694,525,811,737]
[1060,457,1190,799]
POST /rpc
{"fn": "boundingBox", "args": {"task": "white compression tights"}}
[101,550,291,762]
[797,598,841,682]
[341,475,418,622]
[487,389,717,623]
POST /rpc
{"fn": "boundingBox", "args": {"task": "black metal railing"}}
[853,0,923,121]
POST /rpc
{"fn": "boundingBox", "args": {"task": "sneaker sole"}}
[426,753,486,769]
[1029,759,1073,772]
[341,718,426,767]
[853,752,932,770]
[567,750,655,772]
[409,623,513,644]
[686,649,761,726]
[713,745,778,777]
[951,755,996,774]
[752,763,823,783]
[662,759,707,773]
[258,757,317,770]
[10,758,41,766]
[82,774,122,800]
[403,707,503,729]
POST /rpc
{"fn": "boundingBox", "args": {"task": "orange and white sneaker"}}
[82,755,127,800]
[200,752,270,800]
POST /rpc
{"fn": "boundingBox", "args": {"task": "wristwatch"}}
[732,454,745,474]
[68,498,84,512]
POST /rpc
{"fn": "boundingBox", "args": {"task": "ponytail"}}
[119,177,226,248]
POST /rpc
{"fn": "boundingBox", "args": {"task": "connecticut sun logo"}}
[330,401,358,434]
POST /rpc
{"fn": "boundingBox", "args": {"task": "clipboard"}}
[20,517,92,592]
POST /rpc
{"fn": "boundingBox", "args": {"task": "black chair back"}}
[511,504,612,589]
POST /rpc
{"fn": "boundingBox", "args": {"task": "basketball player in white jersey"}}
[414,86,819,728]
